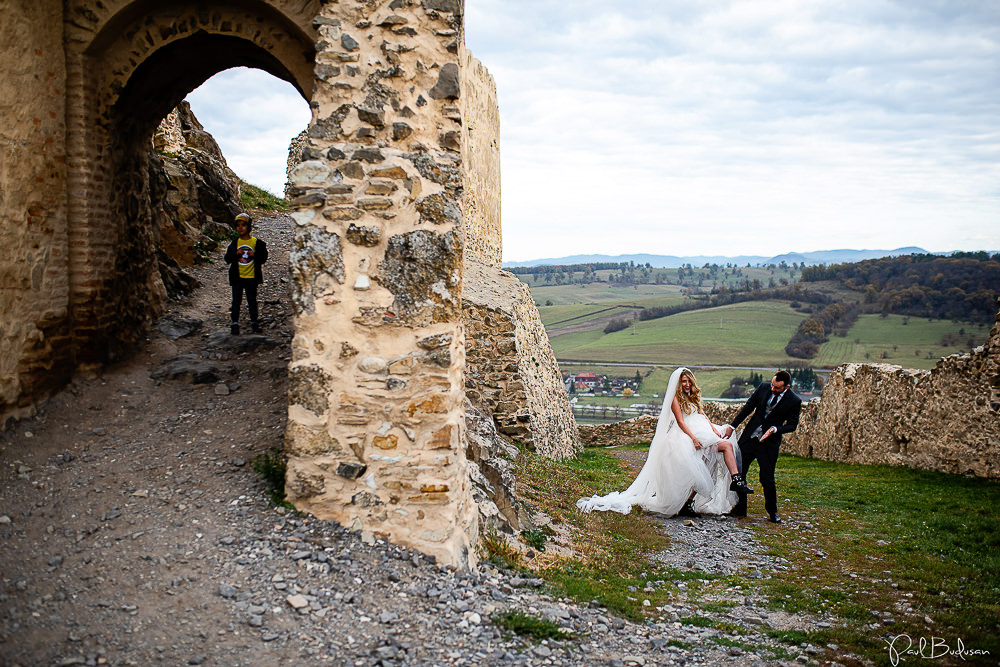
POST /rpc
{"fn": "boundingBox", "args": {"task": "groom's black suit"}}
[730,382,802,518]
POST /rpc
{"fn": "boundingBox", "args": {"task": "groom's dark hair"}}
[775,370,792,386]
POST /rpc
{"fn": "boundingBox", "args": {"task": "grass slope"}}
[815,314,991,370]
[512,445,1000,665]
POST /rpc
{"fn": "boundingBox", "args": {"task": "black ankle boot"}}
[677,499,698,518]
[730,473,754,495]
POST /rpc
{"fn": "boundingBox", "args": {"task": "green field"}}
[551,301,804,366]
[530,282,686,307]
[550,303,990,409]
[537,303,640,328]
[814,314,991,370]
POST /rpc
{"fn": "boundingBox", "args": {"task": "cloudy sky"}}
[187,0,1000,262]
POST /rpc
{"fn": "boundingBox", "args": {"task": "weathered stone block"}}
[416,193,460,226]
[290,225,345,315]
[288,365,335,417]
[378,230,461,325]
[345,223,382,246]
[428,62,460,100]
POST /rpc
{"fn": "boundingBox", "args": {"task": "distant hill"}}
[503,247,930,269]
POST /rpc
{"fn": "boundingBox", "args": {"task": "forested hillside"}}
[800,252,999,322]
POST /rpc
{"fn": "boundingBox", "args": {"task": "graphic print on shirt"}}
[237,237,257,280]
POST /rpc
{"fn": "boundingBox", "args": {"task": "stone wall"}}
[787,303,1000,478]
[0,1,73,426]
[285,130,309,200]
[463,260,580,459]
[282,1,479,569]
[459,51,502,269]
[577,402,741,448]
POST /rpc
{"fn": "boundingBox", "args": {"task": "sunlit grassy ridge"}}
[239,180,288,213]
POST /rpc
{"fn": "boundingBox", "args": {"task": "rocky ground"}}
[0,214,842,666]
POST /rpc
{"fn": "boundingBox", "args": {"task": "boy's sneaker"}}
[230,323,240,336]
[250,321,261,334]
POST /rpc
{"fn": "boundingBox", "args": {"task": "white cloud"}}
[465,0,1000,260]
[181,3,1000,260]
[186,68,311,196]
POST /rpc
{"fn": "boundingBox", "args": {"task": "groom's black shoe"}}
[729,473,754,495]
[677,499,699,518]
[768,513,782,524]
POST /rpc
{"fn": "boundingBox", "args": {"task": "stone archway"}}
[60,0,484,567]
[1,0,580,568]
[62,0,320,366]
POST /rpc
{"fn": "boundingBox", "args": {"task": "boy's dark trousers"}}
[231,279,258,323]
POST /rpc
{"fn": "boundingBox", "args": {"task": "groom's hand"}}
[760,426,776,441]
[723,426,734,438]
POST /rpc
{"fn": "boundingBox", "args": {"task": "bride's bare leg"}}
[717,440,738,474]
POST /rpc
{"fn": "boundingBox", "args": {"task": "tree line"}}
[801,252,1000,322]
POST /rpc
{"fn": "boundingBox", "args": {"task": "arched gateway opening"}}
[51,0,487,567]
[4,0,574,569]
[65,1,317,366]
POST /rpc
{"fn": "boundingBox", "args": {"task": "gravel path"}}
[0,214,837,666]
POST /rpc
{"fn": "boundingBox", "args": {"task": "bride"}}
[577,367,752,517]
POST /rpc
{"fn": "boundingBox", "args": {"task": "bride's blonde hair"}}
[676,369,702,414]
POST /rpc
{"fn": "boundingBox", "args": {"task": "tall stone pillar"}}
[284,0,477,568]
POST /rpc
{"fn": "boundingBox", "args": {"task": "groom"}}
[724,370,801,523]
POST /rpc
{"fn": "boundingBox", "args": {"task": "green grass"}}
[814,314,990,370]
[747,456,1000,662]
[538,303,639,327]
[513,445,1000,664]
[493,610,573,641]
[239,180,289,212]
[551,301,805,366]
[252,447,295,510]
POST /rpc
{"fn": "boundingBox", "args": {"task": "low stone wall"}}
[578,415,656,448]
[463,260,580,459]
[576,402,768,448]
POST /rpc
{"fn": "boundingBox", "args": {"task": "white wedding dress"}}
[577,367,741,516]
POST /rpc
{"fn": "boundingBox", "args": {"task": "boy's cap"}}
[234,213,251,223]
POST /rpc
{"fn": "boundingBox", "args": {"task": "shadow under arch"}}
[65,4,316,368]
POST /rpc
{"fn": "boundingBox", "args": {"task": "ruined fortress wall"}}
[282,1,478,568]
[0,2,73,425]
[463,260,580,459]
[787,332,1000,479]
[459,51,501,268]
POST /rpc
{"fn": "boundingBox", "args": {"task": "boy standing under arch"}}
[225,212,268,335]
